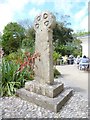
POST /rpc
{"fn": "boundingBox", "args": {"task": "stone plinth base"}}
[25,80,64,98]
[16,87,73,112]
[16,80,73,112]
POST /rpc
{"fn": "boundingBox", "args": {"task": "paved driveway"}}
[56,64,88,98]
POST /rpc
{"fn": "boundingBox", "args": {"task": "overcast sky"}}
[0,0,90,33]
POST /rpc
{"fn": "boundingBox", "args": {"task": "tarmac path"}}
[56,64,88,98]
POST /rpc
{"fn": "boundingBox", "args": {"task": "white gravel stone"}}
[0,92,88,119]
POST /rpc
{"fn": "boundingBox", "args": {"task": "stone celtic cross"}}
[34,11,56,85]
[17,11,73,112]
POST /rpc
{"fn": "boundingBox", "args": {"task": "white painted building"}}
[77,35,90,58]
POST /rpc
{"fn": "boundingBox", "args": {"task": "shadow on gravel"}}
[71,86,86,93]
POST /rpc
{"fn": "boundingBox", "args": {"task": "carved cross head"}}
[34,11,56,31]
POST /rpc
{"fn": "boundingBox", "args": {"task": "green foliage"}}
[53,22,73,46]
[2,22,25,55]
[71,39,82,57]
[0,33,2,47]
[74,31,90,37]
[22,27,35,53]
[53,21,74,56]
[55,45,67,56]
[54,68,61,78]
[53,51,60,65]
[65,39,82,57]
[4,50,25,63]
[22,38,35,54]
[25,27,35,40]
[1,59,20,96]
[1,58,33,96]
[0,15,83,96]
[53,21,82,56]
[5,52,19,63]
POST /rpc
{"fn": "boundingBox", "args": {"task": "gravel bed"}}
[0,91,88,119]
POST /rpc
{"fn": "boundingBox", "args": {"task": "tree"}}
[18,19,35,54]
[53,22,73,44]
[21,27,35,53]
[53,21,74,55]
[52,13,83,56]
[73,31,90,37]
[55,13,71,26]
[0,32,2,47]
[2,22,25,55]
[62,38,82,57]
[71,39,82,57]
[18,19,33,29]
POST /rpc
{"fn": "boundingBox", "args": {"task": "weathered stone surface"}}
[16,11,73,113]
[16,88,73,112]
[25,80,64,98]
[34,11,56,85]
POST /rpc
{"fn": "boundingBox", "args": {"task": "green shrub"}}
[1,59,20,96]
[22,38,35,54]
[54,68,61,78]
[2,22,25,55]
[1,51,40,96]
[1,58,34,96]
[53,51,60,65]
[4,50,24,64]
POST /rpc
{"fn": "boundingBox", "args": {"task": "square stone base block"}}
[16,88,73,113]
[25,80,64,98]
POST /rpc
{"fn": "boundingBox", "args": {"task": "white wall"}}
[77,36,90,57]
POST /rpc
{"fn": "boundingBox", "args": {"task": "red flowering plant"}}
[1,50,40,96]
[16,51,40,80]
